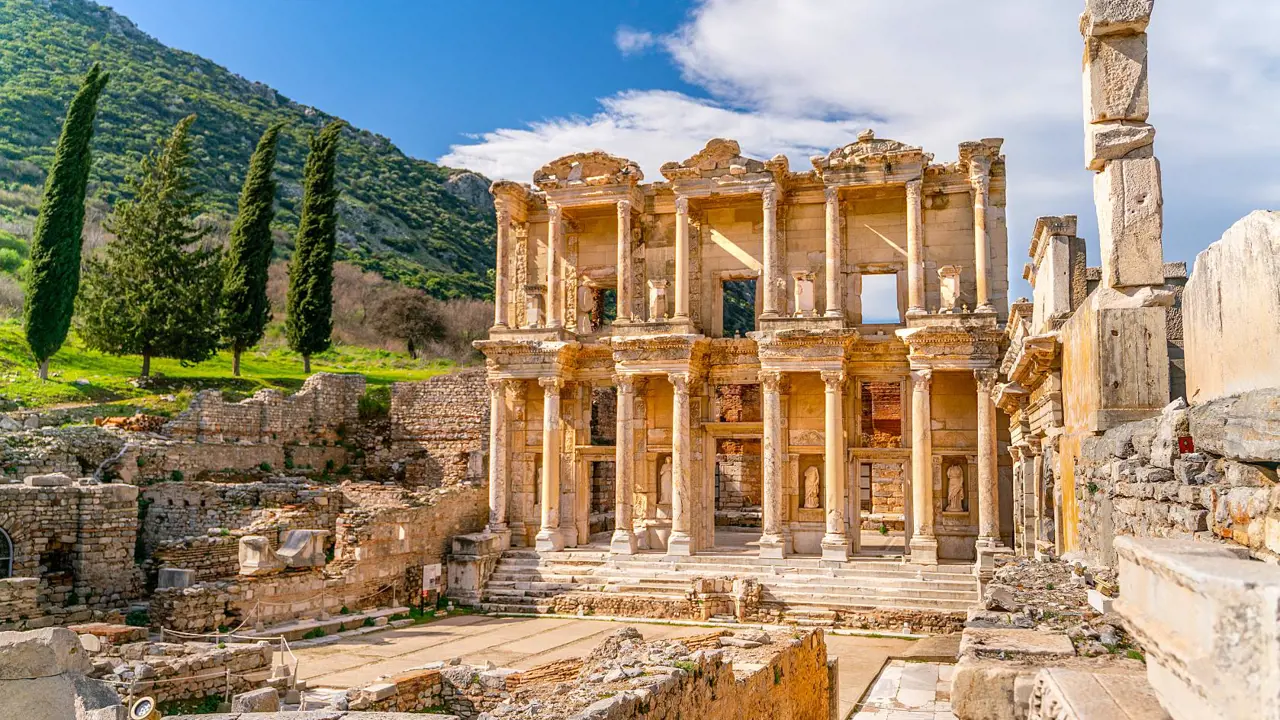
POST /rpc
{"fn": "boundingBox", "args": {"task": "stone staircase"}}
[480,549,979,623]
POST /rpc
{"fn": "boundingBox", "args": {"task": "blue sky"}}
[103,1,1280,303]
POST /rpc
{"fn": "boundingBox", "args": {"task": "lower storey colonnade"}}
[483,363,1008,566]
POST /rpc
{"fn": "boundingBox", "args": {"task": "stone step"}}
[498,557,973,580]
[489,568,977,592]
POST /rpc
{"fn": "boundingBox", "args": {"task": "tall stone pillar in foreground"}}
[758,370,786,559]
[535,377,565,552]
[486,378,510,543]
[820,370,849,561]
[909,369,937,564]
[666,372,694,556]
[610,375,637,554]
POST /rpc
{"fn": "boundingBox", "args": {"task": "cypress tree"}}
[286,119,345,373]
[77,115,222,377]
[222,122,285,377]
[23,64,110,380]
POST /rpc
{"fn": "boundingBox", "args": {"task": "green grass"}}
[0,319,454,411]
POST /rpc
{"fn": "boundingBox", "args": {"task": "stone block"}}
[1080,0,1155,37]
[951,657,1038,720]
[238,535,284,576]
[276,529,329,568]
[1094,156,1163,288]
[1085,121,1155,171]
[0,628,93,679]
[1114,537,1280,720]
[1184,211,1280,402]
[959,628,1076,659]
[157,567,196,589]
[1186,389,1280,462]
[23,472,73,487]
[1028,666,1170,720]
[230,686,280,712]
[1084,34,1149,124]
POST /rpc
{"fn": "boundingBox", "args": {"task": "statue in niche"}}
[802,465,821,509]
[938,265,962,313]
[658,456,673,504]
[945,464,966,512]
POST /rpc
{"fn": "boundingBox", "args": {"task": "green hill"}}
[0,0,495,298]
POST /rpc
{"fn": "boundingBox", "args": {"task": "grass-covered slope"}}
[0,0,495,298]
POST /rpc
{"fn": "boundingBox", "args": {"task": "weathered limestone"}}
[493,199,511,328]
[0,628,123,720]
[820,370,849,561]
[759,370,786,559]
[1114,537,1280,720]
[1094,156,1164,288]
[1085,121,1156,172]
[823,187,842,318]
[1083,34,1149,124]
[276,529,329,568]
[536,377,565,552]
[486,378,509,537]
[546,203,564,329]
[1027,667,1170,720]
[610,375,638,554]
[157,568,196,589]
[909,370,937,564]
[617,199,634,322]
[1080,0,1154,37]
[975,370,1004,561]
[667,373,694,556]
[674,196,690,320]
[906,178,925,314]
[762,186,782,318]
[238,535,284,576]
[1183,211,1280,402]
[971,157,994,312]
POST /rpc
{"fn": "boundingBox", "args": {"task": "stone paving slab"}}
[853,659,957,720]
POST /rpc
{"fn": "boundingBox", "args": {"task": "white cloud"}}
[440,0,1280,294]
[614,27,657,56]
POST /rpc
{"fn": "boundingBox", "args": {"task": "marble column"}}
[493,201,511,328]
[486,378,510,542]
[666,372,694,556]
[616,200,633,323]
[909,369,937,564]
[673,196,690,320]
[820,370,849,561]
[905,179,925,314]
[535,377,565,551]
[975,370,1001,548]
[546,203,563,329]
[823,187,843,318]
[971,163,994,313]
[762,186,781,318]
[610,375,637,554]
[758,370,786,558]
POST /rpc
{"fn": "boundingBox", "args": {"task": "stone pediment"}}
[811,130,927,174]
[660,138,782,183]
[533,151,643,191]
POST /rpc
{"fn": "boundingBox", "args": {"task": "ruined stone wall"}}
[1074,390,1280,567]
[0,425,126,481]
[149,583,233,633]
[163,372,365,444]
[89,639,275,704]
[388,369,488,487]
[870,462,905,520]
[149,535,241,583]
[714,439,760,512]
[140,481,343,554]
[0,482,142,620]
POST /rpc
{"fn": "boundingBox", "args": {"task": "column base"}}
[820,535,850,562]
[666,531,694,557]
[975,303,997,315]
[758,534,786,559]
[609,529,637,555]
[534,528,565,552]
[908,536,938,565]
[486,525,512,551]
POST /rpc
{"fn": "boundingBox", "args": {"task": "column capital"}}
[538,376,564,392]
[762,185,779,209]
[758,369,784,392]
[674,195,690,214]
[667,372,691,395]
[910,368,933,390]
[612,373,636,393]
[486,377,508,393]
[617,198,631,216]
[905,177,923,200]
[547,201,563,220]
[974,368,1000,394]
[495,200,512,222]
[820,369,846,389]
[970,169,991,197]
[823,185,839,203]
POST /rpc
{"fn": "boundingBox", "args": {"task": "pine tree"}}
[23,64,110,380]
[77,115,222,377]
[222,122,284,377]
[286,119,345,373]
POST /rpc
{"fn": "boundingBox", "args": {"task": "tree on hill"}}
[370,289,445,359]
[23,63,109,381]
[286,119,345,373]
[77,114,222,377]
[222,122,284,377]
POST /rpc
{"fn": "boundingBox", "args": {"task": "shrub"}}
[302,627,326,640]
[258,461,272,472]
[170,469,184,482]
[358,385,391,421]
[125,610,150,627]
[0,247,22,274]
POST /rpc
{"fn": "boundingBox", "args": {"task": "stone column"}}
[535,377,565,551]
[823,186,842,318]
[761,186,781,318]
[906,179,925,314]
[616,199,633,322]
[820,370,849,561]
[908,369,937,564]
[758,370,786,559]
[486,378,510,543]
[673,196,690,320]
[610,375,637,554]
[971,163,993,313]
[666,372,694,556]
[546,203,563,329]
[975,370,1006,568]
[493,201,511,328]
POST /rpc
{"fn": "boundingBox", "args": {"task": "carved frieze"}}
[534,151,643,191]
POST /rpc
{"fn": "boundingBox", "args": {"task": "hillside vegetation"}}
[0,0,496,299]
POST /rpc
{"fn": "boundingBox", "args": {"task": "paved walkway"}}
[293,615,914,719]
[852,659,957,720]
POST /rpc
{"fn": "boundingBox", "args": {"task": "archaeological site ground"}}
[1,1,1278,719]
